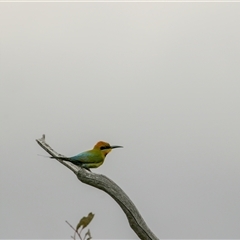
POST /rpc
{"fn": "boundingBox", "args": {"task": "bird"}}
[52,141,122,171]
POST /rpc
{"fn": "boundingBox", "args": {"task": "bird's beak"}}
[110,145,123,149]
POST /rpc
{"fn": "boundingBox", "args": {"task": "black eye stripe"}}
[100,146,110,150]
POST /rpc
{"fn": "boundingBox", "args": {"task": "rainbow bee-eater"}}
[52,141,122,171]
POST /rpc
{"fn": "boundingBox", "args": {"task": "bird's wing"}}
[70,151,103,163]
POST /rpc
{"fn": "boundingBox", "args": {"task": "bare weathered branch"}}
[36,135,159,240]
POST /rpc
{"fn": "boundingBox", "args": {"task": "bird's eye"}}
[100,146,106,150]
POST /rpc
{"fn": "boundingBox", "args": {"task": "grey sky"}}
[1,2,240,239]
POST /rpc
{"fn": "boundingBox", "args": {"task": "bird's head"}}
[94,141,123,156]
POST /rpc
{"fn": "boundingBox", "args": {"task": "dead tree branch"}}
[36,134,159,240]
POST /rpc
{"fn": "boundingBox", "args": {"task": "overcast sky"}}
[1,2,240,239]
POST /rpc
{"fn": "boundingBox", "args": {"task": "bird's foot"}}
[84,167,91,172]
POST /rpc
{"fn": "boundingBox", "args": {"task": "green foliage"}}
[66,212,95,240]
[76,212,95,232]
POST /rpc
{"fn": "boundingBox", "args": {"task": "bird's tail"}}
[38,154,69,160]
[50,156,69,160]
[51,156,83,167]
[39,154,84,167]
